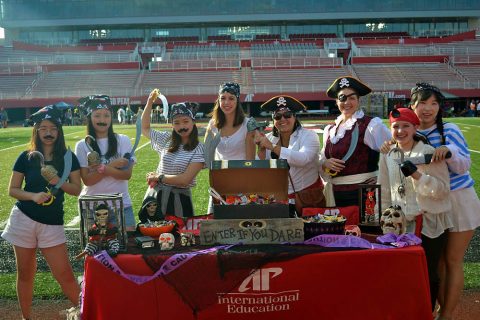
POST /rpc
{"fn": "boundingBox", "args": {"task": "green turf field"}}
[0,117,479,298]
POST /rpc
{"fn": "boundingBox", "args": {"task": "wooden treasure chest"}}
[209,159,290,219]
[201,159,304,245]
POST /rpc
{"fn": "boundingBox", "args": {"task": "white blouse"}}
[209,117,250,160]
[378,141,453,238]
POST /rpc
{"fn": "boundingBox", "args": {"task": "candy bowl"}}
[138,221,175,237]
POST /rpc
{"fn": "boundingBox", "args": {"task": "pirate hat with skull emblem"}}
[260,95,307,113]
[326,76,372,99]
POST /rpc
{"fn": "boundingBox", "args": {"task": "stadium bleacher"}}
[140,69,243,96]
[1,30,480,109]
[30,69,140,98]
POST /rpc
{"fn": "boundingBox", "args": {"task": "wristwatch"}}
[158,174,165,183]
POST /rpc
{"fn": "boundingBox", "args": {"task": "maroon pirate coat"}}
[325,115,380,192]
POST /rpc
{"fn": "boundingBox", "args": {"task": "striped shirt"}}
[150,130,205,188]
[418,123,474,191]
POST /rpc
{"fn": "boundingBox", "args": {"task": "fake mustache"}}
[177,128,189,133]
[43,135,55,140]
[96,123,108,127]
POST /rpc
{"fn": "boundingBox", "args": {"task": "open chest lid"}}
[209,159,289,200]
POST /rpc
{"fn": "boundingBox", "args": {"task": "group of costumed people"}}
[1,76,479,320]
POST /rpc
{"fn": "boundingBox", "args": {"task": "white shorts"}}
[1,206,66,249]
[449,187,480,232]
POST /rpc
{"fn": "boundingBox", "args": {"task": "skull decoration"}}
[28,151,58,183]
[159,233,175,251]
[85,135,101,166]
[380,206,407,235]
[180,232,195,247]
[344,225,361,237]
[94,205,109,227]
[145,200,158,218]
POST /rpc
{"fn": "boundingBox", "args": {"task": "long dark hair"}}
[410,89,446,145]
[86,111,118,158]
[28,120,66,170]
[168,124,199,153]
[209,95,245,129]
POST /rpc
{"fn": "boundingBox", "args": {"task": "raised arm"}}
[142,89,159,139]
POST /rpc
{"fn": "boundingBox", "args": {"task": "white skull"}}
[180,232,195,247]
[276,97,287,107]
[159,233,175,250]
[95,208,109,226]
[344,225,361,237]
[380,206,407,235]
[339,78,350,88]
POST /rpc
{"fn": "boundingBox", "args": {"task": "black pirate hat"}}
[326,76,372,99]
[79,95,111,115]
[29,105,63,125]
[260,95,307,113]
[170,102,199,120]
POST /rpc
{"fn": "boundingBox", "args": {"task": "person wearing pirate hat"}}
[2,105,82,319]
[142,89,205,218]
[320,76,391,207]
[255,95,325,216]
[74,94,137,231]
[379,106,453,313]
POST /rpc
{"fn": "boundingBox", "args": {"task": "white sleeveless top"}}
[209,117,249,160]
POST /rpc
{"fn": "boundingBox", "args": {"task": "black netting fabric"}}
[141,243,363,316]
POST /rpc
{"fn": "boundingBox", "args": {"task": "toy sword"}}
[121,109,143,169]
[50,148,73,196]
[392,151,451,165]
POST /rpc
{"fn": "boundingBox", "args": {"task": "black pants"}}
[421,232,448,311]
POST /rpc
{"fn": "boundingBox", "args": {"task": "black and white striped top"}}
[150,129,205,188]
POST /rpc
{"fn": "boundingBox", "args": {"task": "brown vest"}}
[325,116,379,192]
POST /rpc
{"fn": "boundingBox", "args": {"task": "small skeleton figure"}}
[344,225,361,237]
[364,190,376,223]
[158,233,175,251]
[180,232,195,247]
[138,196,164,224]
[84,204,120,256]
[84,135,101,166]
[380,205,407,235]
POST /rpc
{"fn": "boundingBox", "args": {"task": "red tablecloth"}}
[82,246,431,320]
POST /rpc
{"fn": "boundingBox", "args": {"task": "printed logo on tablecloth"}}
[238,268,282,292]
[217,267,300,314]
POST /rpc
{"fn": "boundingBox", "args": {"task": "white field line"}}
[455,123,480,128]
[66,215,81,227]
[470,149,480,154]
[0,219,8,229]
[0,130,84,152]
